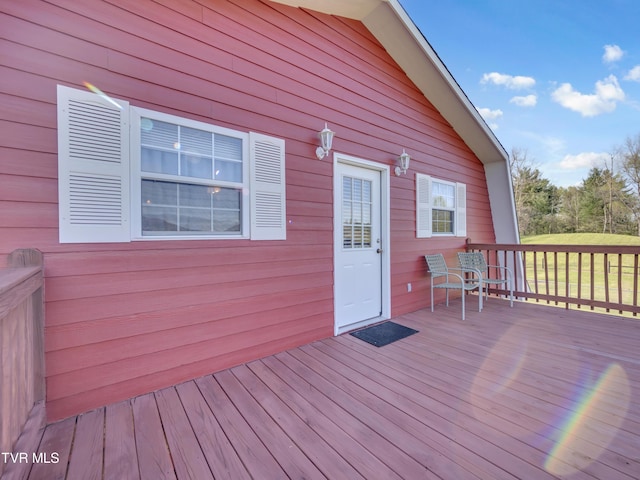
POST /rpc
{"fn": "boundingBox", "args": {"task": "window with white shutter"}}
[58,85,286,243]
[415,173,466,238]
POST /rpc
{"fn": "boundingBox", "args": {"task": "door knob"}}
[377,248,382,254]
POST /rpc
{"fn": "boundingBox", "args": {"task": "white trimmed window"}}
[57,85,286,243]
[416,173,466,238]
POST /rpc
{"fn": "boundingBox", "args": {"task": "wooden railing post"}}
[0,249,46,478]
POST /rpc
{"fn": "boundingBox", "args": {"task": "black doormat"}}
[350,321,419,347]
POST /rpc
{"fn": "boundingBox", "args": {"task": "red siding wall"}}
[0,0,496,420]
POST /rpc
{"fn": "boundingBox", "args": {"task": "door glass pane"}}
[342,175,372,249]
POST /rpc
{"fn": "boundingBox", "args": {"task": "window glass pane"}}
[180,208,212,232]
[343,177,352,200]
[213,210,241,233]
[211,188,240,210]
[214,135,242,182]
[182,126,212,156]
[141,148,179,175]
[179,183,210,207]
[432,209,454,234]
[353,179,362,202]
[353,202,362,224]
[214,134,242,160]
[362,180,371,203]
[142,206,177,232]
[142,180,177,206]
[343,225,352,248]
[342,201,352,225]
[363,226,372,247]
[432,182,455,209]
[141,119,178,150]
[181,153,213,179]
[214,160,242,182]
[353,225,362,248]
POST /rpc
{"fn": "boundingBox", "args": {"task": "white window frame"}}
[416,173,466,238]
[130,107,250,240]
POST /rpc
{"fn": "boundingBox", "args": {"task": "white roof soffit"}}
[270,0,508,165]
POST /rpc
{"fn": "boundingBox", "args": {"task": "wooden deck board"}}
[21,300,640,479]
[104,400,139,480]
[65,408,103,480]
[131,394,175,480]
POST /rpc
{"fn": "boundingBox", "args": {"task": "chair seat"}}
[433,282,479,291]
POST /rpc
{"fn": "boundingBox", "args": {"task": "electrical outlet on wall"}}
[407,283,412,292]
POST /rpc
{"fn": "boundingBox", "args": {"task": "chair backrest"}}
[457,252,487,272]
[424,254,448,278]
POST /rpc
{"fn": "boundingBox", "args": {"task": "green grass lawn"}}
[521,233,640,246]
[517,233,639,317]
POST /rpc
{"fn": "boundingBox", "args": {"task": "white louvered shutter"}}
[249,132,286,240]
[455,182,467,237]
[416,173,432,238]
[57,85,130,243]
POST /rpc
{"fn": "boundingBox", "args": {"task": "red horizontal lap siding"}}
[0,0,496,420]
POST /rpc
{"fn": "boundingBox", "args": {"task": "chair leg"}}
[431,285,434,312]
[461,288,465,320]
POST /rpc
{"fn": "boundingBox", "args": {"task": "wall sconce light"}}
[315,123,335,160]
[395,149,411,176]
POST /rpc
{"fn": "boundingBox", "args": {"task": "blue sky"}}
[399,0,640,187]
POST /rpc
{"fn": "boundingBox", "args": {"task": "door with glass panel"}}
[335,162,382,333]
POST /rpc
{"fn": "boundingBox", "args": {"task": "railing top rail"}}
[0,266,42,298]
[466,243,640,254]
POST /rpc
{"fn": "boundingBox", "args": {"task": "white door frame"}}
[333,153,391,335]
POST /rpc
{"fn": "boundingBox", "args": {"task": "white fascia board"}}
[269,0,381,19]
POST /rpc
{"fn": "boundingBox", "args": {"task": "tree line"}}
[510,133,640,237]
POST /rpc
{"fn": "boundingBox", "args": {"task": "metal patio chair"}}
[457,251,514,307]
[424,253,482,321]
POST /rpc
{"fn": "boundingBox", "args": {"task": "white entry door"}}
[334,161,383,334]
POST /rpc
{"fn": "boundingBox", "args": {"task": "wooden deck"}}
[8,298,640,479]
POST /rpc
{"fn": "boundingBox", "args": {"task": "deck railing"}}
[0,249,46,478]
[466,242,640,317]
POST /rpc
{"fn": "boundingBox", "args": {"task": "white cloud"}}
[481,72,536,90]
[551,75,625,116]
[603,44,624,63]
[477,107,503,120]
[510,94,537,107]
[624,65,640,82]
[559,152,609,170]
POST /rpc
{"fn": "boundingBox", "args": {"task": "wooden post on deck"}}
[0,249,46,478]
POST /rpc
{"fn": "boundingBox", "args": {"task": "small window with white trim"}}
[416,173,466,238]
